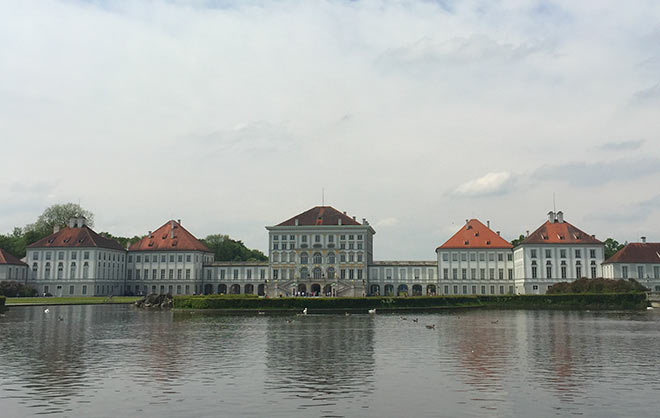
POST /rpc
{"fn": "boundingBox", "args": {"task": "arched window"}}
[328,252,336,264]
[280,252,287,263]
[313,267,322,279]
[83,262,89,279]
[327,267,335,279]
[45,263,51,280]
[70,262,76,279]
[300,253,308,265]
[313,252,322,264]
[300,267,309,279]
[289,252,295,263]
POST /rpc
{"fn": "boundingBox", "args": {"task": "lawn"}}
[5,296,141,306]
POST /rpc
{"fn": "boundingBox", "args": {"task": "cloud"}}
[453,172,514,197]
[375,217,398,227]
[592,194,660,223]
[532,158,660,187]
[633,82,660,105]
[598,139,645,151]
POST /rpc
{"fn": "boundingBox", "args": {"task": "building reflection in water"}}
[264,314,376,407]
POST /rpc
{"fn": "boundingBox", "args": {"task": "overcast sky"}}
[1,0,659,259]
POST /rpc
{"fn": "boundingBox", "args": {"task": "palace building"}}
[602,238,660,291]
[13,206,610,297]
[0,248,28,282]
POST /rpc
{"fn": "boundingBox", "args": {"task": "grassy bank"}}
[174,293,647,312]
[5,296,141,306]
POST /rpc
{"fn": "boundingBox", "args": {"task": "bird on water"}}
[368,309,376,314]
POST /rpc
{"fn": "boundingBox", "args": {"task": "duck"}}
[258,311,265,315]
[490,320,499,324]
[425,324,436,329]
[345,312,351,316]
[44,308,50,314]
[368,309,376,314]
[647,306,654,310]
[412,318,418,323]
[400,316,407,320]
[302,308,308,315]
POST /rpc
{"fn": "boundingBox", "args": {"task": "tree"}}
[510,234,526,247]
[25,203,94,236]
[604,238,625,259]
[99,232,144,249]
[201,234,268,262]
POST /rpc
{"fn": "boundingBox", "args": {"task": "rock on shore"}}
[135,294,173,309]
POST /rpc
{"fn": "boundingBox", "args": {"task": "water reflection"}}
[2,306,660,418]
[264,315,376,413]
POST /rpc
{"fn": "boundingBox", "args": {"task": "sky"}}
[1,0,659,259]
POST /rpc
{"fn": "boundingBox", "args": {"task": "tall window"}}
[327,267,335,279]
[70,262,76,279]
[560,262,567,279]
[300,267,308,279]
[32,263,38,280]
[313,253,322,264]
[590,261,597,278]
[546,261,552,279]
[300,253,308,264]
[83,262,89,279]
[57,263,64,279]
[638,266,645,279]
[313,267,322,279]
[531,261,537,279]
[328,252,336,264]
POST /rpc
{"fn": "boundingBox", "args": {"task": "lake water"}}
[1,305,660,417]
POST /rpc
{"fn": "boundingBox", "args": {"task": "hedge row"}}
[0,296,5,312]
[174,293,647,311]
[174,295,482,310]
[479,293,647,310]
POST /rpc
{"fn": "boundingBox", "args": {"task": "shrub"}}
[0,295,5,310]
[547,278,647,294]
[0,281,38,297]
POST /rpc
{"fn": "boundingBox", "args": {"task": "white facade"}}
[126,250,213,296]
[437,248,515,295]
[368,261,437,296]
[0,264,28,282]
[26,247,126,297]
[202,262,269,296]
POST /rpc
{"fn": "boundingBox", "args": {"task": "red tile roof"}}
[276,206,362,227]
[521,220,602,245]
[129,220,210,252]
[604,243,660,264]
[27,225,125,251]
[437,219,512,250]
[0,248,28,266]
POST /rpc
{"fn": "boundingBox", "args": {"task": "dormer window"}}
[464,240,469,245]
[475,232,479,237]
[486,240,491,245]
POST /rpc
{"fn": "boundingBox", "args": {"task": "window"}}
[357,243,363,250]
[357,235,363,240]
[488,253,495,262]
[349,243,354,250]
[177,269,182,279]
[161,270,166,279]
[497,253,504,262]
[57,263,64,279]
[160,255,166,262]
[32,252,39,260]
[349,253,354,262]
[169,269,174,279]
[470,268,476,280]
[638,266,645,279]
[302,236,307,243]
[442,253,449,261]
[315,235,321,243]
[300,253,308,264]
[429,269,434,279]
[575,249,581,258]
[58,252,64,260]
[545,249,551,258]
[313,252,322,264]
[328,235,334,243]
[590,249,596,258]
[576,266,582,278]
[452,253,458,262]
[301,268,309,279]
[272,253,279,263]
[260,269,265,279]
[247,269,252,279]
[71,252,77,260]
[273,243,279,250]
[233,270,238,279]
[145,255,150,263]
[654,266,660,279]
[186,269,191,279]
[532,262,537,279]
[220,270,225,279]
[178,255,183,262]
[461,269,467,280]
[349,269,354,280]
[560,249,566,258]
[82,285,87,295]
[479,252,486,262]
[461,253,467,262]
[452,268,458,279]
[508,269,513,280]
[357,253,363,262]
[273,235,279,241]
[489,268,495,280]
[328,253,336,264]
[70,262,76,279]
[532,285,538,290]
[170,255,174,262]
[273,269,279,280]
[507,253,513,261]
[530,250,537,259]
[546,265,552,279]
[561,264,567,279]
[498,269,504,280]
[480,268,485,280]
[443,268,448,279]
[349,235,354,240]
[591,261,597,278]
[622,266,629,279]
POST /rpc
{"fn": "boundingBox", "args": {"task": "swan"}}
[368,309,376,314]
[44,308,50,314]
[302,308,308,315]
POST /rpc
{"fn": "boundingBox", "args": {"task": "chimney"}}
[177,219,181,225]
[487,220,490,229]
[352,216,356,221]
[53,224,60,234]
[641,236,647,243]
[497,231,501,236]
[362,218,366,225]
[548,211,555,223]
[526,230,530,237]
[556,211,564,223]
[343,211,347,215]
[295,219,299,226]
[148,231,153,238]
